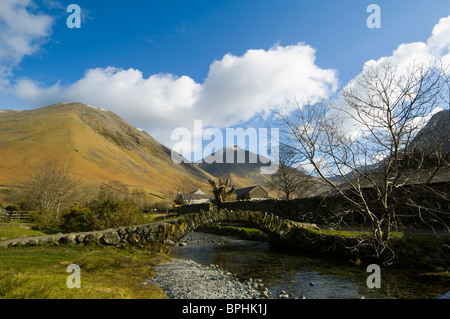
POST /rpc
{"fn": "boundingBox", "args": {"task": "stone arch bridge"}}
[0,210,357,255]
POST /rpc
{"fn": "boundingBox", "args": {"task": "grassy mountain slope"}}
[0,102,213,200]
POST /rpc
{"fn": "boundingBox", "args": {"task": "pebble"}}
[279,292,290,298]
[149,258,268,299]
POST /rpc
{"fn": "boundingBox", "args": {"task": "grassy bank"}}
[0,222,59,239]
[0,245,169,299]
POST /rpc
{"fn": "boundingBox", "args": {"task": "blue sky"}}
[1,0,450,160]
[11,1,449,85]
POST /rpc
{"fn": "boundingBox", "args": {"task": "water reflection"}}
[169,232,449,299]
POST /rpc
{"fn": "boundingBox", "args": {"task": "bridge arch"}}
[170,209,319,246]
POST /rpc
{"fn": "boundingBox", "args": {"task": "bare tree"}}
[99,181,152,210]
[208,178,236,210]
[22,158,82,220]
[278,60,449,261]
[99,180,130,201]
[268,145,313,199]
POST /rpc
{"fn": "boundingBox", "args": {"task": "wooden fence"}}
[0,211,32,223]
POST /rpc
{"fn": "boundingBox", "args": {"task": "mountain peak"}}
[197,144,275,189]
[49,102,110,112]
[226,144,241,151]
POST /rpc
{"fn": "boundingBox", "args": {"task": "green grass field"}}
[0,245,169,299]
[0,222,59,239]
[0,219,171,299]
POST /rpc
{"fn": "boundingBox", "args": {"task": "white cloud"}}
[428,15,450,69]
[334,14,450,140]
[0,0,54,67]
[193,44,338,127]
[346,14,450,89]
[10,43,338,148]
[13,67,202,126]
[428,15,450,54]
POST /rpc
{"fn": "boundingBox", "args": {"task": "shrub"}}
[88,197,144,230]
[29,209,61,230]
[59,195,145,232]
[60,204,96,232]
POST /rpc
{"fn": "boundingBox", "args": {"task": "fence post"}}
[0,211,9,223]
[0,211,32,223]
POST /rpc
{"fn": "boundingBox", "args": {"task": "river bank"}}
[149,258,270,299]
[151,232,450,299]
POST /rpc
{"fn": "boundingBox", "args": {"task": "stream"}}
[168,232,450,299]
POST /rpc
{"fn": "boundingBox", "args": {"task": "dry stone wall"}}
[0,209,369,259]
[0,221,182,250]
